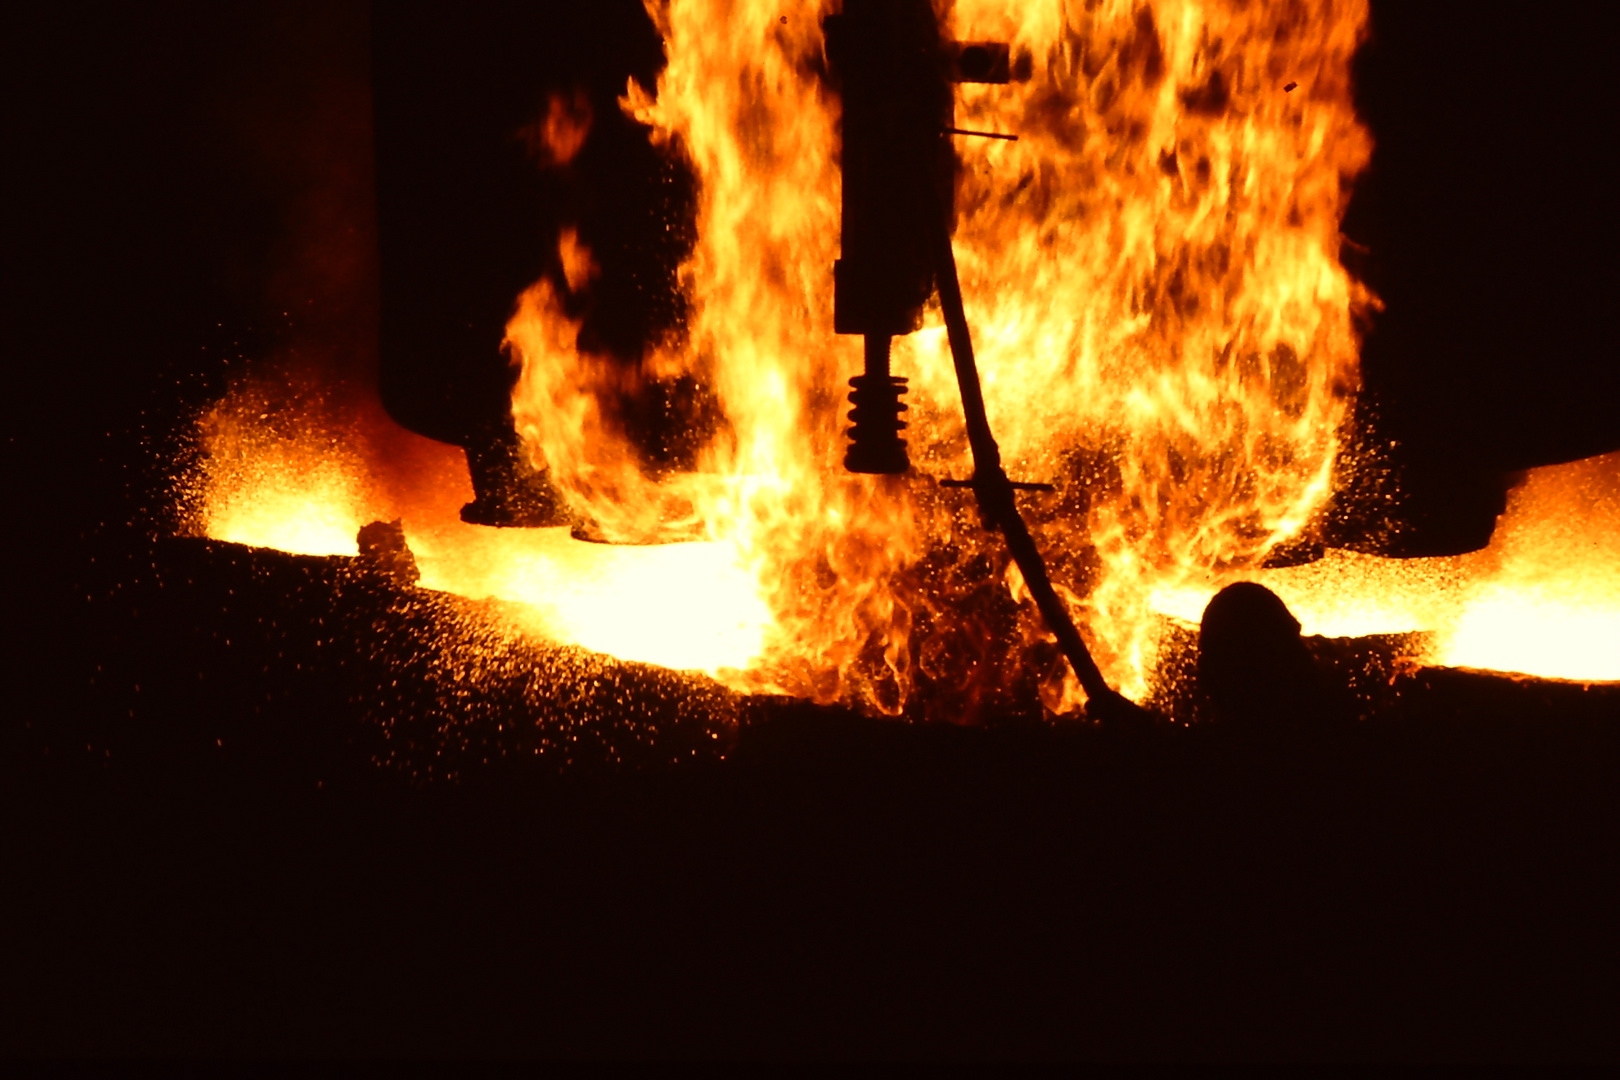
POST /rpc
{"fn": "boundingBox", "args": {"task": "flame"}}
[944,0,1370,697]
[519,88,595,168]
[506,0,1372,708]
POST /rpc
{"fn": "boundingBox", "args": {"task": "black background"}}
[5,0,1618,1061]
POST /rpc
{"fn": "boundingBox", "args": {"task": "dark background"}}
[5,0,1618,1061]
[1336,1,1620,553]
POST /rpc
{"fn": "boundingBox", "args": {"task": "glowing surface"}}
[196,395,369,556]
[1443,595,1619,682]
[207,471,365,556]
[194,401,1620,690]
[1148,452,1620,685]
[1150,547,1469,639]
[408,521,771,675]
[1437,451,1620,682]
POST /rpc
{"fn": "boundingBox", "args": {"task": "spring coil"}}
[844,373,910,474]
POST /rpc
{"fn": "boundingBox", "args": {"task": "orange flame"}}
[519,88,595,168]
[505,0,1372,708]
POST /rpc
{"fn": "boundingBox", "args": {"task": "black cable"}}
[926,182,1148,724]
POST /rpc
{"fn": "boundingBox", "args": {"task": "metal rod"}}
[939,477,1053,492]
[943,126,1018,141]
[926,184,1141,722]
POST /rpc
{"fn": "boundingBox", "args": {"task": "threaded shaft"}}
[844,334,910,474]
[848,331,913,476]
[845,375,910,475]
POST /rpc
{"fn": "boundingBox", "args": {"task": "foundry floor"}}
[6,540,1618,1061]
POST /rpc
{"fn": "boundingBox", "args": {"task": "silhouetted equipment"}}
[1198,582,1332,729]
[944,126,1018,141]
[826,2,1024,476]
[371,4,566,527]
[370,1,679,530]
[356,519,420,585]
[369,1,1620,556]
[1329,3,1620,558]
[825,0,951,475]
[459,420,571,528]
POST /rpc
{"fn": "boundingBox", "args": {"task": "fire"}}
[188,0,1616,713]
[508,0,1371,708]
[923,0,1371,705]
[519,89,594,169]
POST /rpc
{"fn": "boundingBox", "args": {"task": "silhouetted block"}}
[1198,582,1332,729]
[356,519,420,585]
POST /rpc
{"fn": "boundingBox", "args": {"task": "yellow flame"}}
[507,0,1372,708]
